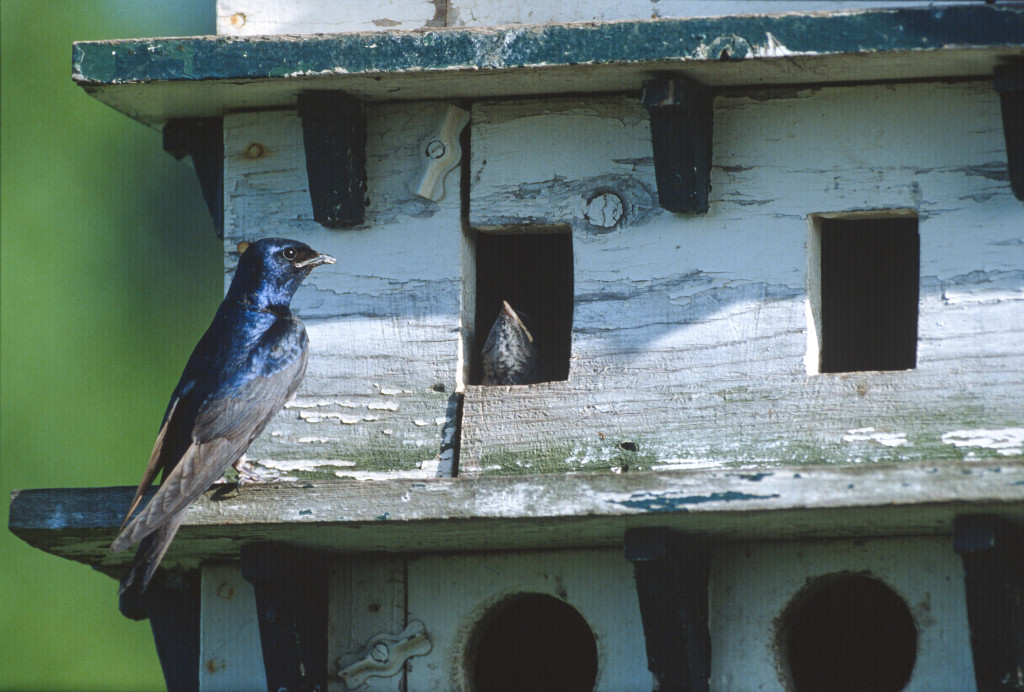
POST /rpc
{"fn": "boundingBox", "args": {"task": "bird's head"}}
[229,238,335,309]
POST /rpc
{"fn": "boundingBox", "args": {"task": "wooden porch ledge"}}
[72,5,1024,128]
[9,459,1024,579]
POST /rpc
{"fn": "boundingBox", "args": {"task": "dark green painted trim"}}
[73,6,1024,86]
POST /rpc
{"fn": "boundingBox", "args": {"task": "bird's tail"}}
[118,509,187,620]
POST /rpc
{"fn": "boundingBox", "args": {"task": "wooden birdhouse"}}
[9,0,1024,690]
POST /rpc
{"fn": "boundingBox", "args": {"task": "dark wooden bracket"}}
[994,63,1024,202]
[297,91,367,227]
[624,527,712,692]
[641,78,714,214]
[163,118,224,237]
[953,515,1024,692]
[241,542,330,692]
[118,570,201,692]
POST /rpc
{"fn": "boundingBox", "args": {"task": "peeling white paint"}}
[942,428,1024,456]
[652,459,731,471]
[259,458,354,472]
[286,399,360,409]
[379,386,410,395]
[843,428,909,448]
[752,32,811,59]
[367,401,400,411]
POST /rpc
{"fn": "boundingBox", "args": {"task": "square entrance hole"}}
[809,213,919,374]
[471,231,573,385]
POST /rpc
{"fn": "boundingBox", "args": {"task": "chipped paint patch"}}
[942,428,1024,456]
[614,490,781,513]
[367,401,400,411]
[287,399,359,409]
[651,459,730,471]
[843,428,909,448]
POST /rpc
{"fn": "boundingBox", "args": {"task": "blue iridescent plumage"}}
[112,238,334,617]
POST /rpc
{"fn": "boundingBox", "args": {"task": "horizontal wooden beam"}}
[9,460,1024,579]
[71,6,1024,128]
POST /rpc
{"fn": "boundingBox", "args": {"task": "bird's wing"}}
[111,329,308,553]
[118,396,182,532]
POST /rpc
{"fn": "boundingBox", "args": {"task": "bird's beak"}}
[502,300,534,343]
[295,252,336,268]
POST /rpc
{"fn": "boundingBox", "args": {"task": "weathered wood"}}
[215,0,953,36]
[330,557,407,692]
[8,460,1024,578]
[199,563,266,692]
[463,83,1024,474]
[710,535,977,690]
[72,7,1024,129]
[954,515,1024,692]
[625,528,711,692]
[221,104,461,479]
[241,543,330,692]
[162,118,224,236]
[994,62,1024,201]
[296,91,367,227]
[217,0,443,35]
[450,0,952,27]
[144,571,202,692]
[642,78,714,214]
[406,548,653,691]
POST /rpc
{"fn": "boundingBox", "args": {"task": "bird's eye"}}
[281,247,298,261]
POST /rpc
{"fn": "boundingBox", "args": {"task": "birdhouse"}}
[9,1,1024,690]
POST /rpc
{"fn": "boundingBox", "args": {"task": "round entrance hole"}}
[779,573,917,692]
[469,593,598,692]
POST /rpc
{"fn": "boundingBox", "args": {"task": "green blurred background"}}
[1,2,221,689]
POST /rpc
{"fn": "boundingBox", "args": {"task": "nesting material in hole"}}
[779,573,918,692]
[469,593,597,692]
[473,231,573,385]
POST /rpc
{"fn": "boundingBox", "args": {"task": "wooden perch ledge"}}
[10,459,1024,580]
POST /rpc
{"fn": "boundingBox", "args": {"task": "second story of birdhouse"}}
[70,0,1024,480]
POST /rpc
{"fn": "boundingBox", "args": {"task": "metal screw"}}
[246,143,264,159]
[425,140,446,159]
[371,641,391,663]
[216,582,235,600]
[230,12,246,28]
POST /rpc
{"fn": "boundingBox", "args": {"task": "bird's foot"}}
[232,455,280,485]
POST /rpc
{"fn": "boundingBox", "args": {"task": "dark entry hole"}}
[473,231,573,384]
[780,573,917,692]
[818,215,919,372]
[470,593,597,692]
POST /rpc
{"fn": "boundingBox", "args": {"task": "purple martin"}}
[482,300,543,385]
[112,238,334,617]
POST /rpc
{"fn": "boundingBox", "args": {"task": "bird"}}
[112,237,335,618]
[482,300,543,385]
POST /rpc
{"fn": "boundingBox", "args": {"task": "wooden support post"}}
[994,63,1024,202]
[163,118,224,236]
[297,91,367,227]
[137,571,202,692]
[641,78,714,214]
[624,527,712,692]
[241,543,330,692]
[953,515,1024,692]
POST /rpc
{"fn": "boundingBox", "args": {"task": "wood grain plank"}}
[222,104,463,479]
[9,459,1024,577]
[463,83,1024,474]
